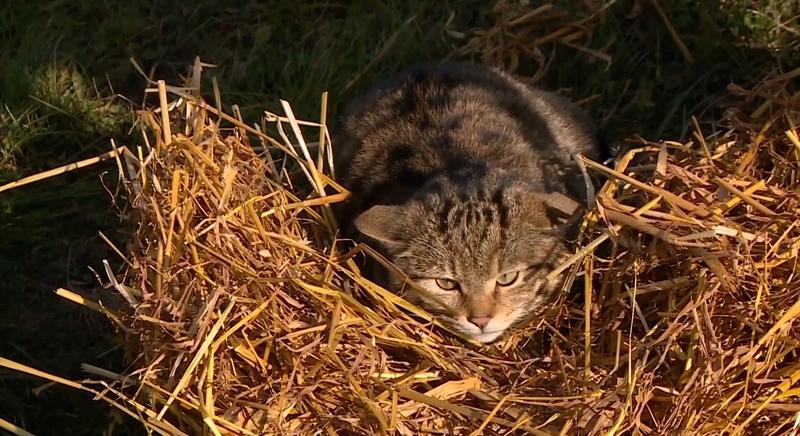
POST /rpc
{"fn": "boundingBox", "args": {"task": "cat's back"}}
[332,62,599,232]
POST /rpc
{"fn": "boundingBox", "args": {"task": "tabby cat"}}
[333,62,600,343]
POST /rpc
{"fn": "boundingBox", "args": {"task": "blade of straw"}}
[317,91,329,173]
[545,194,663,282]
[584,255,594,373]
[0,417,35,436]
[54,288,127,330]
[603,209,712,247]
[713,177,777,216]
[651,0,694,63]
[158,80,172,144]
[0,356,186,435]
[280,100,326,196]
[0,146,126,193]
[580,155,712,218]
[0,356,86,391]
[398,389,549,435]
[156,299,236,420]
[469,393,511,436]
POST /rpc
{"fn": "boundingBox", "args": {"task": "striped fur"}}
[333,62,600,343]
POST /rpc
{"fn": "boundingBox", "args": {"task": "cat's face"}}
[354,179,579,343]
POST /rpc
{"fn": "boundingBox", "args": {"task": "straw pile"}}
[67,61,793,434]
[3,59,799,435]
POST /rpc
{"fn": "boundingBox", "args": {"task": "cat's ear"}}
[538,192,582,219]
[522,191,582,230]
[354,205,405,246]
[535,192,584,237]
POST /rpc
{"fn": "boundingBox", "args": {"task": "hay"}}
[100,64,800,434]
[2,59,799,434]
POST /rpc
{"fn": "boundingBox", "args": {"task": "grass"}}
[0,0,798,434]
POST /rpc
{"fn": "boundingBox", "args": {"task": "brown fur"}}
[333,62,600,343]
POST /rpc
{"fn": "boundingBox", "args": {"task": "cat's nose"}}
[468,316,492,329]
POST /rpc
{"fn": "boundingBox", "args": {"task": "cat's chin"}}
[472,329,507,344]
[447,318,513,344]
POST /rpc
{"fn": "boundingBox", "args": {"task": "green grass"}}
[0,0,798,434]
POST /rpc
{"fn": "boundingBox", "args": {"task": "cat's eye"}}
[496,271,520,287]
[435,278,460,291]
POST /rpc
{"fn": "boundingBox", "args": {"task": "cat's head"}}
[353,176,581,343]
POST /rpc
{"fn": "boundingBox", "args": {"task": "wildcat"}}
[332,62,600,343]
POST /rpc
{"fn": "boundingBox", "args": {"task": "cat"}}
[332,62,600,343]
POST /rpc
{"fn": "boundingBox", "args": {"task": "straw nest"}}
[8,61,796,435]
